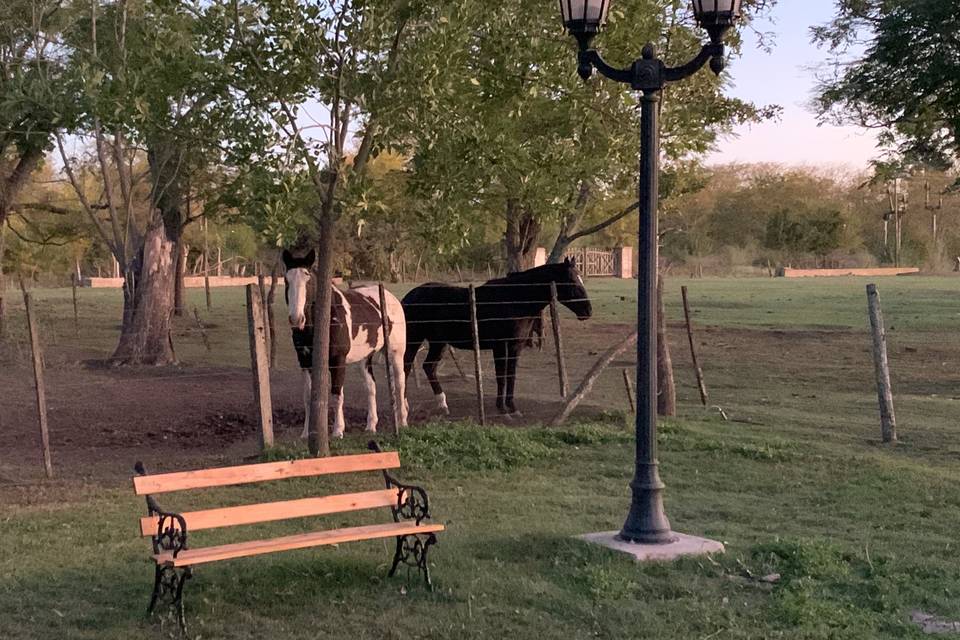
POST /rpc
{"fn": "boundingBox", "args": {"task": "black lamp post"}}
[559,0,743,544]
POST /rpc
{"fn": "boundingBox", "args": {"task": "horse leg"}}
[494,343,507,414]
[300,368,312,439]
[403,339,421,398]
[363,356,378,433]
[390,338,409,428]
[331,358,347,439]
[422,342,449,415]
[506,342,521,415]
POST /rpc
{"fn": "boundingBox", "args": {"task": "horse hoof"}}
[332,431,345,440]
[510,410,524,418]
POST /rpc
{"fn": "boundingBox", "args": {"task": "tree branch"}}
[567,200,640,243]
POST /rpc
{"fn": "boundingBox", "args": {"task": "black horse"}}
[402,259,592,415]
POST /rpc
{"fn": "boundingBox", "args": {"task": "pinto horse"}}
[283,250,408,439]
[402,259,592,415]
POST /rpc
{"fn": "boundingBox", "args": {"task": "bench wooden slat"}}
[154,522,445,567]
[139,489,399,536]
[133,452,401,495]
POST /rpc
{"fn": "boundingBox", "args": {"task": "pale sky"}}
[705,1,880,170]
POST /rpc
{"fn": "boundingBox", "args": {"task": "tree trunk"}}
[110,136,185,366]
[504,199,541,274]
[174,238,188,317]
[0,224,6,339]
[547,181,591,264]
[111,222,178,365]
[656,274,677,416]
[0,148,43,337]
[308,209,336,457]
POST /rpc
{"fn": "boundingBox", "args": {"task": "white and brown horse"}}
[283,250,407,439]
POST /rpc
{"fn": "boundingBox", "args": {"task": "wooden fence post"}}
[193,307,212,352]
[378,283,400,435]
[70,273,80,336]
[258,270,271,365]
[468,284,486,426]
[267,261,280,369]
[203,218,212,310]
[656,276,676,417]
[246,284,274,449]
[551,331,638,427]
[22,291,54,478]
[866,284,897,443]
[622,368,636,413]
[549,282,569,398]
[681,286,708,406]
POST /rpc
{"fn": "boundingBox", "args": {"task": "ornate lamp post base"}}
[580,531,725,562]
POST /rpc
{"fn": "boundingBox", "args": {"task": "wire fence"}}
[2,277,952,483]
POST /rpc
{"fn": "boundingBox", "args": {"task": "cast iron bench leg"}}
[147,565,193,636]
[388,533,438,590]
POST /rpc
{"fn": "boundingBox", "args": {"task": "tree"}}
[813,0,960,170]
[58,0,232,365]
[402,0,776,273]
[1,0,71,327]
[221,0,437,455]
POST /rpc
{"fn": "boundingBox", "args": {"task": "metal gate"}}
[565,248,616,277]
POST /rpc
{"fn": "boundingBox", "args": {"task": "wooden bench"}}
[133,443,444,634]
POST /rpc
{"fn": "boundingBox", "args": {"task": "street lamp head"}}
[691,0,743,44]
[559,0,611,50]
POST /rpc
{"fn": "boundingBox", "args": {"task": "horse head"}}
[282,249,316,330]
[556,257,592,320]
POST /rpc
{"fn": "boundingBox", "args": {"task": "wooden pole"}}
[681,286,708,406]
[446,344,467,379]
[193,307,211,352]
[70,272,80,337]
[866,284,897,443]
[22,290,54,478]
[267,261,280,370]
[468,284,485,425]
[257,270,270,365]
[378,283,399,435]
[551,331,638,427]
[245,285,274,450]
[656,276,676,417]
[549,282,569,398]
[0,224,5,340]
[203,218,212,310]
[622,368,636,413]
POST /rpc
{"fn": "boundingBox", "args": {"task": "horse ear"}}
[564,257,572,266]
[282,249,294,268]
[304,249,316,267]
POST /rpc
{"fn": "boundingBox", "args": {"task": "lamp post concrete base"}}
[578,531,724,562]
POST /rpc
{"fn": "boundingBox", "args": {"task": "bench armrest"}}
[136,461,189,558]
[368,442,432,525]
[153,511,189,558]
[386,477,431,525]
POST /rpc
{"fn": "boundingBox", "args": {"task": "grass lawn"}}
[1,274,959,639]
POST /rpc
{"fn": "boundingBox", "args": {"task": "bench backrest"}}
[135,451,401,537]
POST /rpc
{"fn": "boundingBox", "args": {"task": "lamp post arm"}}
[578,42,726,93]
[577,48,633,85]
[664,42,725,82]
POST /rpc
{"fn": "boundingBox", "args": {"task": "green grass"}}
[3,419,960,638]
[2,274,960,638]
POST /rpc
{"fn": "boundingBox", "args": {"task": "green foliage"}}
[813,0,960,167]
[764,209,845,258]
[0,0,70,159]
[400,1,778,256]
